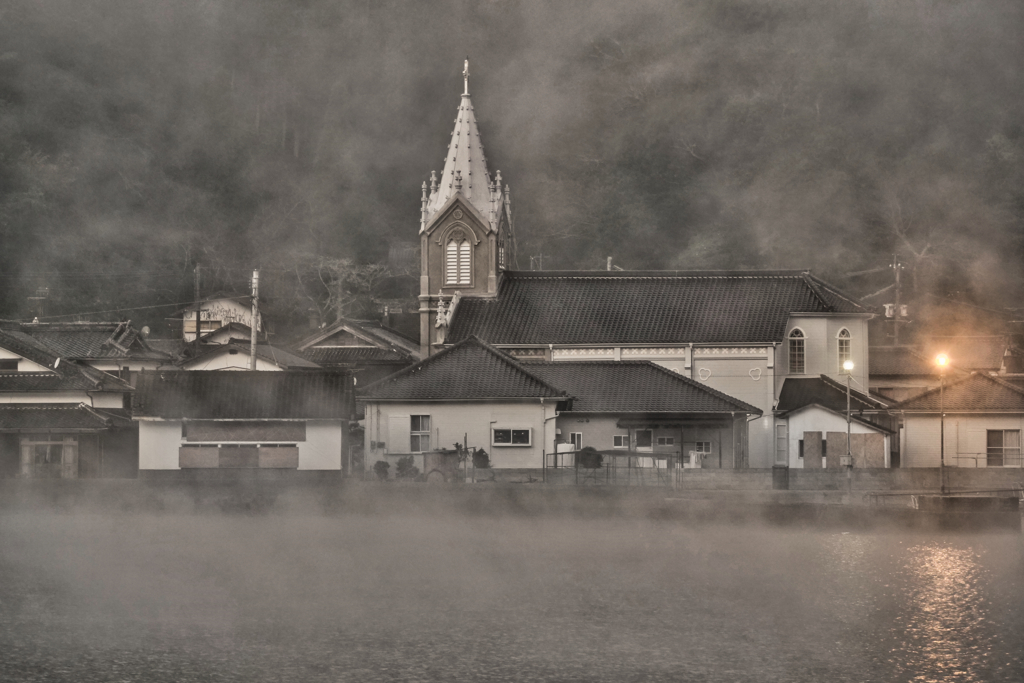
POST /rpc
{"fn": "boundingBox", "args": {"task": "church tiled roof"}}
[447,271,868,345]
[528,362,761,414]
[360,337,566,401]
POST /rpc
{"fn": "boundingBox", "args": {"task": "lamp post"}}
[843,360,854,493]
[936,353,949,494]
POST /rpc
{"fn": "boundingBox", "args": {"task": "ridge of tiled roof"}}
[0,403,131,431]
[360,337,567,401]
[132,371,348,419]
[894,372,1024,412]
[13,321,168,360]
[0,328,61,369]
[447,270,868,345]
[776,376,888,415]
[527,361,761,414]
[301,347,411,365]
[0,360,130,393]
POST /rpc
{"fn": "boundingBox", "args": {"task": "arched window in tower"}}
[789,328,805,374]
[445,229,472,285]
[837,328,851,373]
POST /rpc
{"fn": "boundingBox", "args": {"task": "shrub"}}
[472,448,490,469]
[396,455,420,479]
[373,460,390,481]
[577,446,603,469]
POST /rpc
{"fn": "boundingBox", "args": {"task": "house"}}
[170,294,259,343]
[179,341,321,371]
[293,318,419,388]
[0,327,136,478]
[774,375,894,468]
[407,67,874,468]
[10,321,173,376]
[132,371,354,475]
[894,372,1024,469]
[360,338,760,477]
[868,346,952,403]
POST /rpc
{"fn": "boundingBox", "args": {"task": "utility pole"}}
[193,264,202,348]
[891,254,904,346]
[250,269,259,371]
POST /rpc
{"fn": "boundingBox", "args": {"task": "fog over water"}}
[2,496,1023,681]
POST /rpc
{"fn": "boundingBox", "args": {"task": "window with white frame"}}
[838,329,851,373]
[493,428,531,446]
[613,434,628,449]
[789,329,805,374]
[569,432,583,450]
[445,229,472,285]
[410,415,431,453]
[987,430,1021,467]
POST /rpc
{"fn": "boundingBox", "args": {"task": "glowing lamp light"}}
[842,360,854,372]
[936,354,949,368]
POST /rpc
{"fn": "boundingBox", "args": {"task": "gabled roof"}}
[360,337,566,401]
[447,271,869,345]
[0,328,61,369]
[13,321,168,361]
[293,318,419,358]
[132,371,348,419]
[528,362,761,414]
[894,373,1024,413]
[779,403,893,433]
[180,342,320,370]
[198,322,252,343]
[0,403,131,431]
[923,336,1009,371]
[869,346,942,377]
[776,376,890,415]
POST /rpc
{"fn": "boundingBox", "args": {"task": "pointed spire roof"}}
[424,60,494,224]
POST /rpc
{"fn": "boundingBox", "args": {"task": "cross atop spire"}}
[463,57,469,96]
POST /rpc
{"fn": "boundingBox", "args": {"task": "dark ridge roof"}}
[133,371,348,419]
[14,322,168,360]
[447,270,868,345]
[0,360,131,393]
[197,322,251,342]
[527,361,761,414]
[776,376,890,414]
[0,403,131,431]
[182,342,321,369]
[869,346,940,376]
[923,336,1008,371]
[894,373,1024,412]
[360,337,566,401]
[0,328,61,369]
[291,318,420,356]
[301,347,411,365]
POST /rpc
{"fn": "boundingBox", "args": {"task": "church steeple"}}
[422,59,495,227]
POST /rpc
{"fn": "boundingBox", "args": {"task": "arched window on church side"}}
[789,328,805,374]
[837,328,851,373]
[445,229,471,285]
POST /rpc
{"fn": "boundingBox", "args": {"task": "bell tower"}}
[418,60,515,357]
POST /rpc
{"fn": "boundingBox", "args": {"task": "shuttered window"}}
[445,236,471,285]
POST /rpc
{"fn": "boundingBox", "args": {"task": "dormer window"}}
[445,228,472,285]
[837,329,851,373]
[789,329,805,374]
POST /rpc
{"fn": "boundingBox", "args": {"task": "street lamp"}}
[843,360,854,472]
[936,353,949,494]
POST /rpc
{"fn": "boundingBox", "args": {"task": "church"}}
[367,62,881,472]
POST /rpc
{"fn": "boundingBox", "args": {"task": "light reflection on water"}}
[1,512,1023,682]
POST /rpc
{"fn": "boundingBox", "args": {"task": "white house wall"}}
[139,421,181,469]
[0,392,94,404]
[902,414,1024,468]
[299,421,343,470]
[184,354,282,371]
[784,407,889,468]
[138,419,343,470]
[364,401,557,471]
[0,347,50,372]
[691,352,774,467]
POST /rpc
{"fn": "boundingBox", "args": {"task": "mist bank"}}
[1,0,1022,325]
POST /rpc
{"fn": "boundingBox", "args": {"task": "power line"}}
[2,296,251,323]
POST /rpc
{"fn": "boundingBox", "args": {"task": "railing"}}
[948,452,1024,468]
[543,450,685,486]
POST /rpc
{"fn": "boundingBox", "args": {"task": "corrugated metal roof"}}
[895,373,1024,412]
[133,371,349,419]
[360,338,566,401]
[528,361,761,414]
[447,271,868,345]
